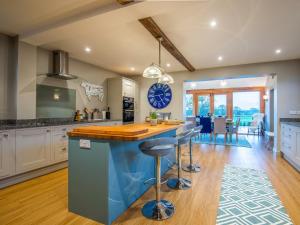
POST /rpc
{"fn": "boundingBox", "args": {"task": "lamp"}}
[158,73,174,84]
[143,63,163,79]
[143,37,174,84]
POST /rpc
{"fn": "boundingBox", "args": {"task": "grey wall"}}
[0,34,17,119]
[36,48,120,116]
[0,34,121,120]
[134,59,300,152]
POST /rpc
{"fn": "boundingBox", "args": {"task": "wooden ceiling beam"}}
[139,17,195,72]
[116,0,134,5]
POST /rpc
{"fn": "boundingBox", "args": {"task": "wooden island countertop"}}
[68,123,183,141]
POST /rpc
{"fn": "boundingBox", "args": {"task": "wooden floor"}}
[1,136,300,225]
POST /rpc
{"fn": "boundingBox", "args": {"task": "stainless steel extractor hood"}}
[47,50,78,80]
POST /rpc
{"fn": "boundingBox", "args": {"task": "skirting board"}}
[0,161,68,189]
[282,154,300,172]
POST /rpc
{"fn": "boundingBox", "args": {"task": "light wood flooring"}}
[0,136,299,225]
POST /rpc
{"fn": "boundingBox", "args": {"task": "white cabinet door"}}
[0,131,15,178]
[16,128,51,174]
[51,126,70,163]
[122,79,135,98]
[293,127,300,166]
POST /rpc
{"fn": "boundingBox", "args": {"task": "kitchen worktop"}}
[0,118,121,130]
[68,123,183,141]
[281,121,300,128]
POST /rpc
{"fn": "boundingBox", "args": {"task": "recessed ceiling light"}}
[130,67,135,71]
[85,47,91,53]
[275,49,281,54]
[166,63,171,67]
[218,56,223,61]
[220,80,227,86]
[210,20,217,28]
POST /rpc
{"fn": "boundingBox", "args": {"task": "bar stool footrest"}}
[167,177,192,190]
[182,164,201,173]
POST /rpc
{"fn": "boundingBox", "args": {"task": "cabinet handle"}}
[46,130,51,132]
[62,135,67,138]
[62,147,67,151]
[62,128,67,131]
[3,134,8,138]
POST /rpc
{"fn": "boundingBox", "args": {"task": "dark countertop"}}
[281,121,300,128]
[0,119,122,131]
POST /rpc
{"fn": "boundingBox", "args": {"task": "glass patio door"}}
[197,95,210,116]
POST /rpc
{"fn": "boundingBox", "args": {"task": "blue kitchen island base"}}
[68,130,176,225]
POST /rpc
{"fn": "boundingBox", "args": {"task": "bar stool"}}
[183,125,202,173]
[167,130,193,190]
[139,137,177,220]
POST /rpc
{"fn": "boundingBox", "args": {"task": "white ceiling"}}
[184,76,268,90]
[1,0,300,75]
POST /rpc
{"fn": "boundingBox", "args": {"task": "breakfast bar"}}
[67,123,182,225]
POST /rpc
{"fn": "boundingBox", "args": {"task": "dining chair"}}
[197,116,213,140]
[231,117,240,141]
[213,117,227,144]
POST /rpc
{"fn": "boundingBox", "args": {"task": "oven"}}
[123,97,134,110]
[123,110,134,123]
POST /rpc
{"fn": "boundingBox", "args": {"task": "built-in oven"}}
[123,97,134,110]
[123,110,134,123]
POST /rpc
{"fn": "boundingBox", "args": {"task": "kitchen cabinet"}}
[51,126,72,163]
[0,130,15,178]
[108,77,137,120]
[122,78,135,98]
[16,128,52,174]
[281,123,300,171]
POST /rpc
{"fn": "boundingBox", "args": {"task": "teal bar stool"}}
[139,137,177,220]
[183,125,202,173]
[167,130,193,190]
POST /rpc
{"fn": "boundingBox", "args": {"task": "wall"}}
[36,48,120,117]
[0,34,17,119]
[0,34,121,120]
[134,59,300,152]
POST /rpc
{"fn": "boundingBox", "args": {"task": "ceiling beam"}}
[139,17,195,72]
[116,0,134,5]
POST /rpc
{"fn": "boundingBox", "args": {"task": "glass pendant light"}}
[143,63,163,78]
[143,38,163,79]
[158,73,174,84]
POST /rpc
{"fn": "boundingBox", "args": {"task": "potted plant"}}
[150,112,158,126]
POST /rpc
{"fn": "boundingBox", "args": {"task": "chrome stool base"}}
[142,200,175,220]
[167,177,192,190]
[182,164,201,173]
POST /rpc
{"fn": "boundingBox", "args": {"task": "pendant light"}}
[142,38,163,79]
[156,38,174,84]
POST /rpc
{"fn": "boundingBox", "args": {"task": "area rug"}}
[194,135,252,148]
[216,165,293,225]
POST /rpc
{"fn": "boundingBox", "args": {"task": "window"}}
[185,94,194,117]
[233,91,260,126]
[214,94,226,117]
[198,95,210,116]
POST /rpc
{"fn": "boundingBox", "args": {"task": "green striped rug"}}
[216,165,293,225]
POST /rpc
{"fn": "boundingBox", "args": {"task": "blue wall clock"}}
[147,83,172,109]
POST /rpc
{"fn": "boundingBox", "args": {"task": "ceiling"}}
[184,76,268,90]
[1,0,300,75]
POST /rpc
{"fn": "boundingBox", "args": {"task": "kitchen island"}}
[67,123,183,225]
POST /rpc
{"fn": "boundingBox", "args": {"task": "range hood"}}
[47,50,78,80]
